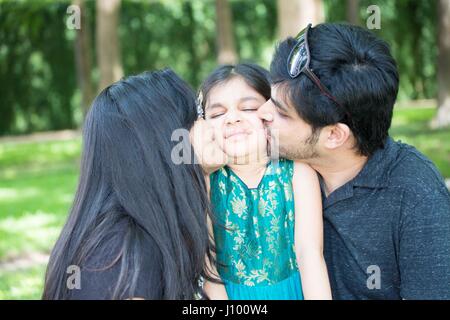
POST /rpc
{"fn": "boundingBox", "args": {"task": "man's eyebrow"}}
[270,97,288,113]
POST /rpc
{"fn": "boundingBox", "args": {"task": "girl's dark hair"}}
[199,63,271,114]
[42,69,215,299]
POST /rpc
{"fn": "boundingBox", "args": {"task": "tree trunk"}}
[73,0,94,117]
[96,0,123,91]
[277,0,325,39]
[346,0,360,25]
[215,0,238,64]
[183,1,200,87]
[431,0,450,128]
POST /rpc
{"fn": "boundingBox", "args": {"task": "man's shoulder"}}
[386,139,449,202]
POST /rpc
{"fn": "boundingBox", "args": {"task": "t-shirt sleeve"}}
[69,225,163,300]
[399,190,450,299]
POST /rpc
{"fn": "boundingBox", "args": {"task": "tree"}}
[277,0,324,39]
[96,0,123,91]
[182,1,200,87]
[346,0,360,25]
[432,0,450,128]
[215,0,237,64]
[73,0,94,117]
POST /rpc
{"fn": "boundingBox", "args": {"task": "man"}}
[256,23,450,299]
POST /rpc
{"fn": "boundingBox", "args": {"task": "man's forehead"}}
[271,84,293,112]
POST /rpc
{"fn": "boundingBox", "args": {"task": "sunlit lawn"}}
[0,264,47,300]
[0,139,81,299]
[0,105,449,299]
[0,139,81,261]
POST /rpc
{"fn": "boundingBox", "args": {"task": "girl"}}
[43,69,217,299]
[198,63,332,300]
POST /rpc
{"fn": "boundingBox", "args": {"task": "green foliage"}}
[0,0,442,135]
[0,0,77,135]
[119,0,277,88]
[325,0,438,101]
[0,0,278,135]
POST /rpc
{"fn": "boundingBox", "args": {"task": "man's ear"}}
[323,123,351,150]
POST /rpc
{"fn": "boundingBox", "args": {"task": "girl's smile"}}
[224,127,252,140]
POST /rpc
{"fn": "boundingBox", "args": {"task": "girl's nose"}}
[225,109,242,124]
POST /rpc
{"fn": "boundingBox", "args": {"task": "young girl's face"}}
[204,76,268,160]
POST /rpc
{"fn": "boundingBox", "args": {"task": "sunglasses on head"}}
[287,24,348,117]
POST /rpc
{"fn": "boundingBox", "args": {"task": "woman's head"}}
[199,63,271,162]
[43,69,214,299]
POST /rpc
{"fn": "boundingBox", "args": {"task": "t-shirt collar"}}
[351,137,398,189]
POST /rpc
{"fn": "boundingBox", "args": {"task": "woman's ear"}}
[323,123,351,150]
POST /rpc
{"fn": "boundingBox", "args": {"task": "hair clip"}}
[196,91,204,119]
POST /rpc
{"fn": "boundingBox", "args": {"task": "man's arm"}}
[399,190,450,300]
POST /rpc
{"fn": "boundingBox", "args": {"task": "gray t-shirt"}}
[322,138,450,300]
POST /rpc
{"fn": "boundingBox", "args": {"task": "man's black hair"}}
[271,23,399,156]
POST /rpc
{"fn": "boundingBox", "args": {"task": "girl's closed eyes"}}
[207,99,262,118]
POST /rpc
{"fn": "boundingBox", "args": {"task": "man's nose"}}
[258,100,274,122]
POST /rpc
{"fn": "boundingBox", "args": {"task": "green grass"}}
[0,138,80,169]
[0,139,81,261]
[0,138,80,300]
[0,106,449,300]
[0,166,79,260]
[0,264,46,300]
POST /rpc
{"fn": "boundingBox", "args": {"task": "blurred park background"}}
[0,0,449,299]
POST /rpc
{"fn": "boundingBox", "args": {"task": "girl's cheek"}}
[249,115,265,129]
[206,118,221,131]
[213,126,225,145]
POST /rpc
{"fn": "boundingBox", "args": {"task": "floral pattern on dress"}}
[210,159,298,286]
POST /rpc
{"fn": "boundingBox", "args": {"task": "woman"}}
[42,69,218,299]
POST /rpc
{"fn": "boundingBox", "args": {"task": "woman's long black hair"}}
[42,69,215,299]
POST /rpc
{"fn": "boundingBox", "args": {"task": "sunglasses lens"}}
[288,35,308,77]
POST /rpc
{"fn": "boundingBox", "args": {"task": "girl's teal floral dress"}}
[209,158,303,300]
